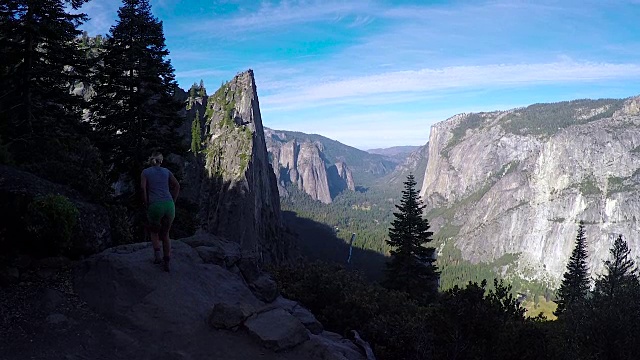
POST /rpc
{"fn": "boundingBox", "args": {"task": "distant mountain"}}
[264,128,397,189]
[381,144,429,190]
[367,146,420,158]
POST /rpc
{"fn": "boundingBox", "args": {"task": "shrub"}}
[26,194,79,256]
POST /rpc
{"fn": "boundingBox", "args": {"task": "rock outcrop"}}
[72,236,370,359]
[418,97,640,285]
[265,129,357,203]
[332,161,356,192]
[180,70,290,263]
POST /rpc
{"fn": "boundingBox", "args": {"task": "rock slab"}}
[244,308,310,351]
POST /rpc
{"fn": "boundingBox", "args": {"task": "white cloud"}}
[261,61,640,108]
[180,0,377,37]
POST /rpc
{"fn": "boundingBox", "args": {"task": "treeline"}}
[282,181,554,301]
[0,0,193,253]
[281,184,397,254]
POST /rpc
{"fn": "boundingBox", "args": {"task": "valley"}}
[272,96,640,316]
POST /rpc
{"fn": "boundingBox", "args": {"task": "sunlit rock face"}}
[419,97,640,285]
[265,130,356,204]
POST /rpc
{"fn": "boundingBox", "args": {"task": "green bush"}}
[26,194,79,256]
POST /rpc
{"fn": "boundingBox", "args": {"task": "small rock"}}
[46,313,69,326]
[208,302,255,330]
[244,308,309,351]
[249,274,279,303]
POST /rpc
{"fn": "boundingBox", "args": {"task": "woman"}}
[140,152,180,272]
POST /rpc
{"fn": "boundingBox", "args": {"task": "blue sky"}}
[78,0,640,149]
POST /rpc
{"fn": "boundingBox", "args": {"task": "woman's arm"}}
[140,172,149,207]
[169,173,180,202]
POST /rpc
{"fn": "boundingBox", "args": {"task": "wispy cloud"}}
[179,0,377,38]
[262,61,640,108]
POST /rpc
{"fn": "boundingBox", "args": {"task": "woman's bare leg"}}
[160,216,174,271]
[149,225,162,263]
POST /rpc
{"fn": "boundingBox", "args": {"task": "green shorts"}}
[147,200,175,228]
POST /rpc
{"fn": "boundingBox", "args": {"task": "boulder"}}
[238,257,261,283]
[244,308,309,351]
[0,165,111,257]
[298,331,368,360]
[249,273,279,303]
[292,305,323,335]
[208,302,256,330]
[195,243,241,268]
[270,296,298,313]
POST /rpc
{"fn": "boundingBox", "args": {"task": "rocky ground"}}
[0,235,369,360]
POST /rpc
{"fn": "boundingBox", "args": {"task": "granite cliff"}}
[177,71,291,263]
[419,97,640,285]
[265,129,356,203]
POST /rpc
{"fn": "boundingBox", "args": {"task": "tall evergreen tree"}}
[0,0,106,197]
[90,0,183,184]
[554,221,590,316]
[594,234,638,299]
[191,110,201,154]
[198,79,206,97]
[384,174,439,301]
[0,0,89,156]
[577,234,640,360]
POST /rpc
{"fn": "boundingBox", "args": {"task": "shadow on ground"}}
[283,211,387,281]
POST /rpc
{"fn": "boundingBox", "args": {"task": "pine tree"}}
[578,234,640,360]
[198,79,206,97]
[595,234,638,299]
[90,0,183,184]
[0,0,89,158]
[554,221,590,316]
[384,174,439,301]
[191,110,201,154]
[0,0,106,198]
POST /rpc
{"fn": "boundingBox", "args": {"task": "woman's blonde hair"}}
[149,151,163,165]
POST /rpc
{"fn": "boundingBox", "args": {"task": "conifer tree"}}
[198,79,206,97]
[594,234,638,299]
[0,0,106,197]
[191,110,201,154]
[554,221,590,316]
[384,174,439,301]
[0,0,90,159]
[90,0,183,184]
[578,234,640,360]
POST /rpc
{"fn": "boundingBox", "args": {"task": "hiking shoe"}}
[162,258,171,273]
